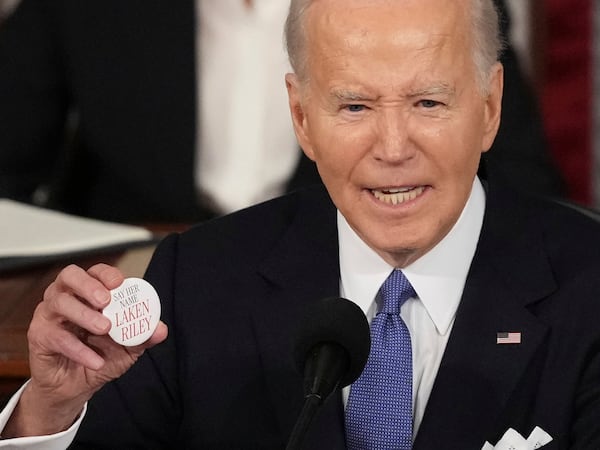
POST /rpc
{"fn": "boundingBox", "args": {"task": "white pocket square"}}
[482,426,553,450]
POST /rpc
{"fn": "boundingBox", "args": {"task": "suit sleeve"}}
[0,0,69,203]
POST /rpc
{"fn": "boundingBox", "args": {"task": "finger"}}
[51,264,113,309]
[108,322,169,357]
[58,329,107,370]
[42,291,111,336]
[28,321,106,371]
[91,322,168,362]
[87,325,165,362]
[87,263,125,290]
[146,321,168,347]
[82,323,168,379]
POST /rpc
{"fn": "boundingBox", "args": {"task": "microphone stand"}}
[285,343,348,450]
[285,394,322,450]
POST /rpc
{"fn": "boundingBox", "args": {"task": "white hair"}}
[284,0,504,92]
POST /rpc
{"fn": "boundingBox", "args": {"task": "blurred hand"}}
[4,263,168,437]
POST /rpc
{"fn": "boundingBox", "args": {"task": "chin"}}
[382,247,422,268]
[368,235,422,266]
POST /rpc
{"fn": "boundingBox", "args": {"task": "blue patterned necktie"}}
[345,269,416,449]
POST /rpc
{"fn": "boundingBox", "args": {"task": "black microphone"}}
[286,297,371,450]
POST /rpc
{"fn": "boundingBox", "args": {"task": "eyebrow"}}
[330,89,375,102]
[330,84,456,103]
[408,84,455,98]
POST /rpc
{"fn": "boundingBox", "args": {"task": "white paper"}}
[0,199,152,258]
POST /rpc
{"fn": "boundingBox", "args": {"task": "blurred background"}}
[503,0,598,207]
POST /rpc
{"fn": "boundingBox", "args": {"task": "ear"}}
[285,73,316,161]
[481,62,504,153]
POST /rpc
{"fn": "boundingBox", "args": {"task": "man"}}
[1,0,599,448]
[0,0,562,224]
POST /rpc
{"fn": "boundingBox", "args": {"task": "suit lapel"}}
[414,184,557,449]
[249,187,347,448]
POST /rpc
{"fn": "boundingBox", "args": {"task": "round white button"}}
[103,277,161,346]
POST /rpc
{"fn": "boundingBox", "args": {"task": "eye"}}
[345,104,366,113]
[418,99,441,108]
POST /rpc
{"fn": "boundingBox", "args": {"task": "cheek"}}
[310,120,374,168]
[418,119,483,172]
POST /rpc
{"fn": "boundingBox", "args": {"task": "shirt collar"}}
[338,177,486,335]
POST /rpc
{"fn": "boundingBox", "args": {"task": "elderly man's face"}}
[286,0,503,267]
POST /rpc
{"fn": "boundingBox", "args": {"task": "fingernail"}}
[93,289,109,306]
[93,315,111,333]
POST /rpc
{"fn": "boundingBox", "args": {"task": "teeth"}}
[372,186,425,205]
[382,187,412,194]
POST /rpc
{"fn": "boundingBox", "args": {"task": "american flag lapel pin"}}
[496,331,521,344]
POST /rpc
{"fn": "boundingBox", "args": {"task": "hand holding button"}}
[3,263,168,438]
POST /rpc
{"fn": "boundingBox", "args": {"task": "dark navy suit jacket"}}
[72,178,600,449]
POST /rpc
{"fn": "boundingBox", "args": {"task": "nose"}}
[372,110,416,163]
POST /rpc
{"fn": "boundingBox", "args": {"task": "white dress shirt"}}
[196,0,299,214]
[0,179,486,447]
[338,177,486,437]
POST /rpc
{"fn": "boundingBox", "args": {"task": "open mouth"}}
[371,186,425,205]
